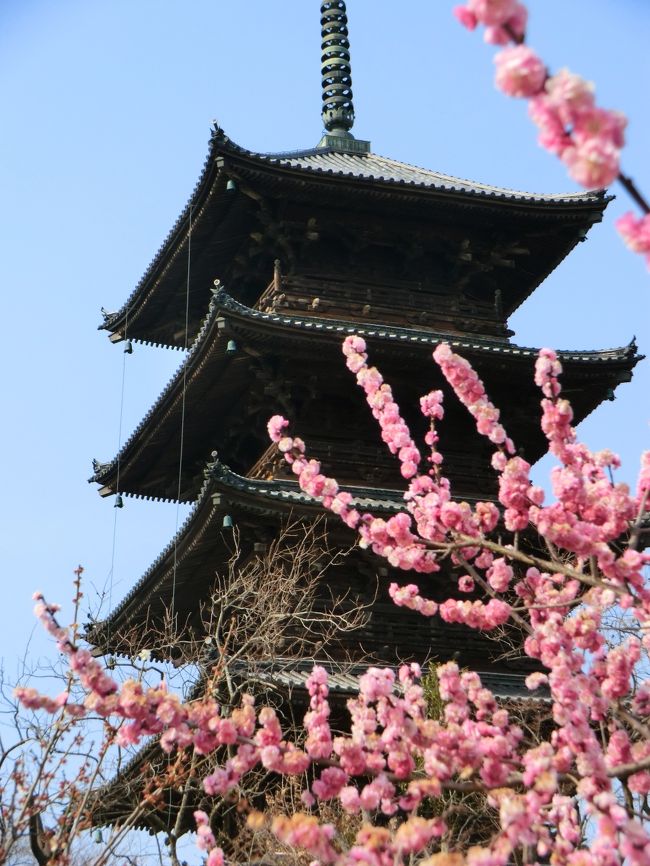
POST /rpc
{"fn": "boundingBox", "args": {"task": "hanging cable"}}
[107,306,130,625]
[171,205,193,615]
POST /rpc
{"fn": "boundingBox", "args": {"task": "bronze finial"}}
[320,1,355,136]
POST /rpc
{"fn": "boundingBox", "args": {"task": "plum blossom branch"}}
[453,0,650,268]
[264,335,650,862]
[12,336,650,866]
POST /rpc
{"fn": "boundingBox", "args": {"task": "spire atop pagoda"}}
[320,1,354,136]
[318,1,370,153]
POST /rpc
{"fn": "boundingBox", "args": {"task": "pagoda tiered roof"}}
[88,459,536,674]
[99,127,612,349]
[87,463,400,656]
[90,287,641,503]
[87,0,645,841]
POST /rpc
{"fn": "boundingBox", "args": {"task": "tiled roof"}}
[91,286,639,489]
[258,144,605,205]
[99,127,609,342]
[87,464,408,640]
[91,452,650,645]
[230,658,547,702]
[209,459,406,512]
[215,288,638,364]
[90,297,222,484]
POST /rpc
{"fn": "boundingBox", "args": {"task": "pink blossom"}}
[394,816,445,853]
[271,814,338,864]
[600,639,640,700]
[455,0,527,43]
[525,672,548,691]
[458,574,475,593]
[534,348,562,398]
[194,810,216,851]
[484,1,527,44]
[339,785,361,813]
[453,0,645,272]
[433,343,511,449]
[528,94,570,156]
[497,455,538,531]
[573,106,626,149]
[486,558,513,592]
[468,0,518,27]
[617,213,650,268]
[562,137,620,188]
[636,450,650,501]
[206,849,224,866]
[311,766,348,800]
[544,68,595,125]
[15,687,69,714]
[389,582,438,616]
[267,414,288,442]
[494,46,546,98]
[453,4,478,30]
[359,667,395,702]
[439,598,511,630]
[203,768,232,796]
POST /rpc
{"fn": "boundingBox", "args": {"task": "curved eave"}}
[205,135,611,319]
[86,474,224,651]
[216,289,640,367]
[90,297,226,494]
[209,460,407,517]
[98,136,253,349]
[87,457,650,652]
[99,128,610,344]
[91,288,641,502]
[87,464,408,650]
[221,132,607,210]
[229,658,546,703]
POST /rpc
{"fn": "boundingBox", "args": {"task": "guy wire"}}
[171,205,193,616]
[107,306,129,622]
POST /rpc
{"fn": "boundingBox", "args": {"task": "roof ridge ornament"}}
[318,1,370,154]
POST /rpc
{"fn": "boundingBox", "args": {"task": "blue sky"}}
[0,1,648,670]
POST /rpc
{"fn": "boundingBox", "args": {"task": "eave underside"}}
[99,131,609,348]
[91,292,640,504]
[88,463,534,676]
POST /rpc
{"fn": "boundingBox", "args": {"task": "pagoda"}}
[88,0,639,830]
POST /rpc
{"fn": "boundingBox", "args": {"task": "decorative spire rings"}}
[320,1,355,136]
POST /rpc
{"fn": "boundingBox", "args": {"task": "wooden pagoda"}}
[87,0,640,834]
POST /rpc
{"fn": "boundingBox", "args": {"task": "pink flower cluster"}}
[532,350,642,572]
[531,69,626,188]
[31,593,118,707]
[24,531,650,866]
[270,337,649,647]
[494,45,545,98]
[454,0,527,45]
[617,212,650,269]
[455,3,628,190]
[194,809,224,866]
[267,414,361,531]
[432,343,512,449]
[343,336,422,479]
[439,597,511,629]
[454,1,650,267]
[19,337,650,866]
[265,336,650,862]
[270,342,521,613]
